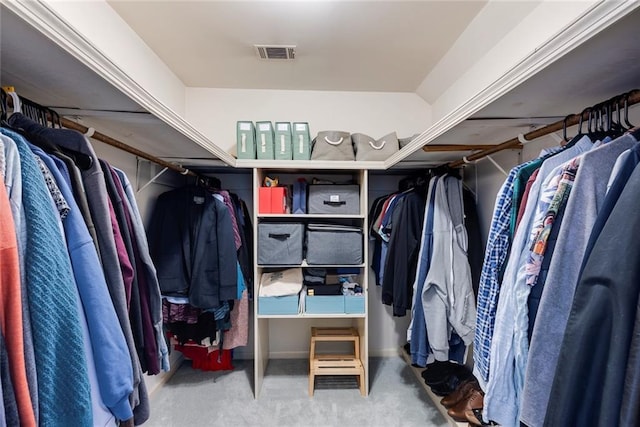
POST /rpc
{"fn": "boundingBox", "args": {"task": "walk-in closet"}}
[2,1,640,426]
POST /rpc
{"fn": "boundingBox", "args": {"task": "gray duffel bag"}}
[353,131,399,161]
[310,131,355,161]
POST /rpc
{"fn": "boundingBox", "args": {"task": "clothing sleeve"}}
[422,230,451,360]
[382,193,425,317]
[215,199,238,302]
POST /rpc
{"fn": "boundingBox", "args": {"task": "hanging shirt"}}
[473,159,537,388]
[484,135,593,427]
[423,176,475,360]
[409,177,438,366]
[30,145,134,422]
[520,134,637,427]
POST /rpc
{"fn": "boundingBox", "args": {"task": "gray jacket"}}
[422,176,476,360]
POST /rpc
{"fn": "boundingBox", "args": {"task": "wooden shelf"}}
[400,348,468,427]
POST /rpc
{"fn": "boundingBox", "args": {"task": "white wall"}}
[44,0,186,116]
[429,1,600,122]
[185,88,433,157]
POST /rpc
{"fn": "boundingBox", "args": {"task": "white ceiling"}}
[3,2,640,169]
[107,0,487,92]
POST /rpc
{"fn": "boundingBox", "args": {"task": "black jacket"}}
[381,190,426,316]
[149,186,237,309]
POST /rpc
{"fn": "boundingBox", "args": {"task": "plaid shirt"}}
[473,161,533,385]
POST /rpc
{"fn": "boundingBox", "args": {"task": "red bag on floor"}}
[174,343,234,371]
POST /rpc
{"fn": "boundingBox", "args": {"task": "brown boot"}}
[440,379,478,408]
[446,388,483,422]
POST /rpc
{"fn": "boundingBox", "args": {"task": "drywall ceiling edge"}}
[2,0,236,167]
[384,0,640,169]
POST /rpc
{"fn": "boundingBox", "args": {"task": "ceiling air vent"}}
[254,45,296,60]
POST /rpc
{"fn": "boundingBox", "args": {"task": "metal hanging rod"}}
[59,117,197,177]
[422,144,523,153]
[448,89,640,168]
[2,87,198,178]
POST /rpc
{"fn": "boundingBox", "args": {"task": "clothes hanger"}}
[8,93,94,170]
[0,88,8,126]
[562,114,574,143]
[605,95,625,139]
[623,92,635,129]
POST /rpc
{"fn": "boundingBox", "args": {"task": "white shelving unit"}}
[252,167,369,398]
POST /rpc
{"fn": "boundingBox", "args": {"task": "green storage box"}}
[292,122,311,160]
[236,121,256,159]
[275,122,293,160]
[256,121,275,160]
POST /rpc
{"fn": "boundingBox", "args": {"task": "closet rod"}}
[3,88,198,178]
[448,89,640,168]
[422,143,522,152]
[59,117,198,177]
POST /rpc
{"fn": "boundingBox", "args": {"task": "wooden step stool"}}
[309,327,365,396]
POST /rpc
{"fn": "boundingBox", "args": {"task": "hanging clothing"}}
[463,187,483,298]
[0,133,38,424]
[148,186,238,309]
[114,168,169,372]
[31,146,134,421]
[520,134,636,427]
[381,190,426,316]
[0,168,33,426]
[422,176,475,360]
[1,127,92,426]
[484,136,593,427]
[7,113,149,423]
[544,152,640,426]
[409,177,438,366]
[102,160,159,375]
[223,290,249,350]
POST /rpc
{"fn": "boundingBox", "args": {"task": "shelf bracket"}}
[483,155,509,177]
[136,166,168,194]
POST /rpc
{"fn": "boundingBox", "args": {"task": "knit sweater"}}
[3,128,92,426]
[7,114,148,423]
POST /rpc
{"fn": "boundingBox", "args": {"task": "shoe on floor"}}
[440,379,479,408]
[447,388,483,422]
[421,361,471,386]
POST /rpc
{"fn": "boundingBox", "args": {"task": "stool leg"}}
[309,373,314,397]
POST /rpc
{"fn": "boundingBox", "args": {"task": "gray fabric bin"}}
[306,224,363,265]
[258,223,304,265]
[308,185,360,214]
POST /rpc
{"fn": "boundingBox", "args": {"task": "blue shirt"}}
[30,145,134,421]
[484,136,593,426]
[473,160,535,388]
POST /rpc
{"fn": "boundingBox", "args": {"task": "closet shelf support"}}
[136,167,168,194]
[483,155,509,177]
[59,117,199,178]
